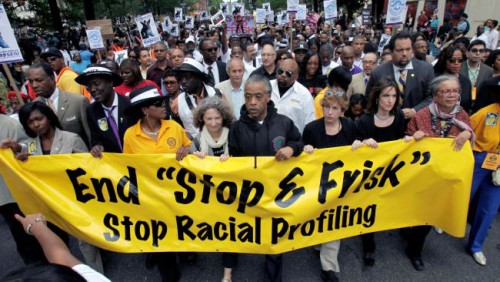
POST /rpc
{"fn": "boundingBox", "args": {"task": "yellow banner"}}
[0,139,474,254]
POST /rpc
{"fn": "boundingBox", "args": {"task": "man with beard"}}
[346,52,378,99]
[147,42,169,88]
[366,32,434,120]
[413,39,431,62]
[269,58,315,133]
[175,58,222,138]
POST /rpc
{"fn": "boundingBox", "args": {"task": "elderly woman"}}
[122,85,191,281]
[115,59,162,96]
[1,101,104,274]
[433,45,472,112]
[189,96,234,161]
[303,90,357,281]
[188,97,234,281]
[406,75,473,270]
[351,78,406,267]
[466,84,499,266]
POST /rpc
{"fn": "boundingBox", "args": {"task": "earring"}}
[376,99,378,104]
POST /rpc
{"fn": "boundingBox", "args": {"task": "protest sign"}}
[220,3,229,16]
[86,29,104,50]
[287,0,299,12]
[86,19,114,40]
[168,24,179,37]
[386,0,407,25]
[199,11,209,21]
[324,0,338,20]
[232,3,244,18]
[378,33,392,53]
[135,13,161,47]
[174,7,183,22]
[113,50,127,65]
[185,16,194,29]
[277,11,289,25]
[296,4,307,21]
[263,3,271,13]
[211,10,225,27]
[0,4,23,63]
[256,9,267,24]
[0,139,473,254]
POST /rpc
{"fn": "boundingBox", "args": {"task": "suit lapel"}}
[50,128,64,154]
[58,91,69,121]
[405,68,416,95]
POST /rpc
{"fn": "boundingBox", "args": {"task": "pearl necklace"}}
[141,126,160,136]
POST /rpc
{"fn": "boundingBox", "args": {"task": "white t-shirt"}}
[72,264,111,282]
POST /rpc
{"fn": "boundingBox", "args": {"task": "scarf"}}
[199,126,229,155]
[428,101,475,144]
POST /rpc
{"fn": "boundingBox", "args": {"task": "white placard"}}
[199,10,209,20]
[287,0,299,12]
[296,4,307,21]
[211,10,226,27]
[232,3,244,17]
[378,34,392,53]
[324,0,338,20]
[256,8,267,24]
[86,28,104,50]
[0,4,24,63]
[174,7,183,22]
[114,50,128,66]
[277,11,289,25]
[161,16,171,31]
[169,24,179,37]
[220,3,229,16]
[135,13,161,47]
[263,3,271,13]
[185,16,194,29]
[386,0,407,25]
[267,11,275,22]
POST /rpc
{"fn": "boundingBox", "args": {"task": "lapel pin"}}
[61,107,65,110]
[411,74,415,77]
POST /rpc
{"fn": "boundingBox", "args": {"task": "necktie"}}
[207,66,215,85]
[364,77,368,86]
[398,69,407,104]
[46,98,56,113]
[104,106,122,151]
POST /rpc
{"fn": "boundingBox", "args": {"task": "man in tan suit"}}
[346,52,378,100]
[29,63,90,147]
[215,58,245,119]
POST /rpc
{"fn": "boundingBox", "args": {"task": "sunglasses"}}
[203,47,218,53]
[277,68,293,78]
[151,100,166,107]
[163,80,177,85]
[447,58,463,63]
[46,56,58,62]
[154,49,166,53]
[325,89,345,97]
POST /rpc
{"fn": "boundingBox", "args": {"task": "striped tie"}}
[398,69,407,104]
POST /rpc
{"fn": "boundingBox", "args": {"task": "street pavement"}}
[1,215,499,281]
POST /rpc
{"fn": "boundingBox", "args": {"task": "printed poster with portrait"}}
[277,11,289,25]
[174,7,183,22]
[169,24,179,37]
[324,0,338,20]
[386,0,407,25]
[232,3,245,18]
[135,13,161,47]
[199,11,209,21]
[287,0,299,12]
[296,4,307,21]
[185,16,194,29]
[161,16,171,31]
[263,3,271,14]
[86,28,104,50]
[114,50,128,66]
[0,4,24,63]
[220,3,229,16]
[256,8,267,24]
[211,11,226,27]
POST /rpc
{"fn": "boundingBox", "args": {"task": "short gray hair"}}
[245,74,272,96]
[226,57,244,74]
[192,96,234,129]
[429,74,459,97]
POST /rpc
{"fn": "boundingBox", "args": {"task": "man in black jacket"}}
[75,66,132,157]
[227,74,303,282]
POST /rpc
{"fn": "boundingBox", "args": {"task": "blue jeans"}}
[467,151,500,253]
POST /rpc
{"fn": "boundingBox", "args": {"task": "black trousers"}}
[155,252,180,282]
[0,203,69,264]
[265,254,283,282]
[361,233,376,253]
[222,252,238,268]
[403,226,432,258]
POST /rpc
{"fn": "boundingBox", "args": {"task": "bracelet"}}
[26,218,46,235]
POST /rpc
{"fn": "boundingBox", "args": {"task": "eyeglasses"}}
[151,100,166,107]
[154,49,166,53]
[438,88,461,95]
[447,58,463,63]
[261,53,276,57]
[163,80,177,85]
[277,68,293,78]
[325,89,345,97]
[46,56,58,62]
[203,47,218,53]
[470,48,485,54]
